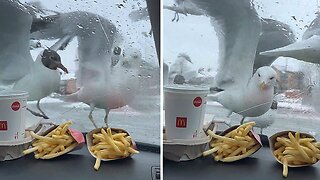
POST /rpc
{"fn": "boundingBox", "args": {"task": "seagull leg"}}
[27,108,49,119]
[104,109,110,128]
[260,128,263,135]
[176,12,180,22]
[36,99,49,119]
[88,103,98,128]
[240,117,245,125]
[171,12,177,22]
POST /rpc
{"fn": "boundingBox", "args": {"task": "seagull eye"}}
[258,73,261,77]
[270,77,274,80]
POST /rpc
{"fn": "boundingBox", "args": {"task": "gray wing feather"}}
[189,0,261,89]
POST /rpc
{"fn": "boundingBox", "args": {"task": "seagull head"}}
[254,66,277,90]
[41,49,69,73]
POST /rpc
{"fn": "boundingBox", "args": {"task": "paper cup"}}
[0,90,28,141]
[164,85,209,140]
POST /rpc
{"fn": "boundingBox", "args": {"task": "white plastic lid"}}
[164,85,209,94]
[0,90,28,98]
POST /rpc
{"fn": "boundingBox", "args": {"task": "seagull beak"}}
[259,82,268,90]
[56,62,69,74]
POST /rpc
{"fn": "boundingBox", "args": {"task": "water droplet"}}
[77,24,84,29]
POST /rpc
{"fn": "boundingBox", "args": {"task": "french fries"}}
[23,121,78,159]
[89,128,139,171]
[271,131,320,178]
[203,122,261,162]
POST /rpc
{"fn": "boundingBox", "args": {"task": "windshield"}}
[163,0,320,140]
[1,0,160,145]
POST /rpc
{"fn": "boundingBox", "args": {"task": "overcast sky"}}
[163,0,319,75]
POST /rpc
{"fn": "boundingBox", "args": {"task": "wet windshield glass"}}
[163,0,320,140]
[1,0,159,145]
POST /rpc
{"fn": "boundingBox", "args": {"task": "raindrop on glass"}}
[77,24,84,29]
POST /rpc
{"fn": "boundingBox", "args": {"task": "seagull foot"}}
[27,108,49,119]
[240,117,245,125]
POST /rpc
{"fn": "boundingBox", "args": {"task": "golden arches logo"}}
[0,121,7,130]
[176,117,187,128]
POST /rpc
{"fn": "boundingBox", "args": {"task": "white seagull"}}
[31,11,142,128]
[0,0,69,119]
[260,14,320,64]
[172,0,277,124]
[168,53,197,84]
[61,47,142,128]
[13,37,71,119]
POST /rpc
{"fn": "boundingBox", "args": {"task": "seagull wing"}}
[0,0,34,85]
[254,18,296,71]
[189,0,261,89]
[260,15,320,65]
[260,35,320,64]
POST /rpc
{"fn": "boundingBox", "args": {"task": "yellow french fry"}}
[94,153,101,171]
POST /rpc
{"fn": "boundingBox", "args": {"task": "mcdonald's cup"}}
[164,85,209,140]
[0,90,28,141]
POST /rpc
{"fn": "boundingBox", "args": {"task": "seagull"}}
[13,36,71,119]
[168,53,197,84]
[60,47,142,128]
[0,0,69,119]
[171,0,277,124]
[31,11,143,128]
[260,14,320,64]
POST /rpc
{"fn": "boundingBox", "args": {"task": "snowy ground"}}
[206,100,320,140]
[26,96,160,145]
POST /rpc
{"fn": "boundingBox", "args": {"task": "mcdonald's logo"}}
[0,121,7,131]
[176,117,187,128]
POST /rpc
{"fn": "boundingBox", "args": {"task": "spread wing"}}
[0,0,34,85]
[189,0,261,89]
[260,15,320,65]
